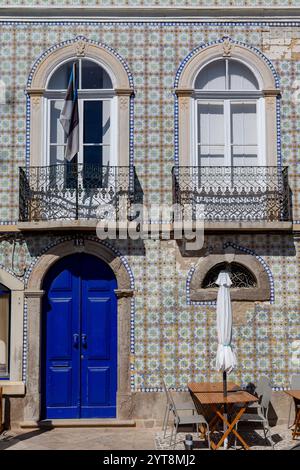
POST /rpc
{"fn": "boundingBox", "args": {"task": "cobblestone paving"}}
[0,424,299,450]
[155,424,300,450]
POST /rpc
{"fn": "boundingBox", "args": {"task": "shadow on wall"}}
[176,233,296,259]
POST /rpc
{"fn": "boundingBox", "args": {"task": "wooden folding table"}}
[285,390,300,439]
[190,389,258,450]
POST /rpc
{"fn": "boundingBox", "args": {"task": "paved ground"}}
[0,427,157,450]
[156,423,299,450]
[0,423,299,450]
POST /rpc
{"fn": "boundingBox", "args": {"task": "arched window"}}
[202,262,257,289]
[194,58,264,167]
[0,283,10,378]
[45,58,115,169]
[176,40,279,168]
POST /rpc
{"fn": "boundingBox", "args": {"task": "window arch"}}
[27,38,133,168]
[194,58,263,167]
[0,283,10,378]
[202,262,257,289]
[176,39,280,168]
[189,252,271,302]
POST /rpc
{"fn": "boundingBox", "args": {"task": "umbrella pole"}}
[223,370,228,449]
[223,370,227,398]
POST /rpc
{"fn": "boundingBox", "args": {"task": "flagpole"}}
[73,62,79,221]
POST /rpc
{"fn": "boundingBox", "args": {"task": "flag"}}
[59,63,79,162]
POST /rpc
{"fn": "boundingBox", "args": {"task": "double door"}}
[43,253,117,419]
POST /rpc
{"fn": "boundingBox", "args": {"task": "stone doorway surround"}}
[23,239,134,424]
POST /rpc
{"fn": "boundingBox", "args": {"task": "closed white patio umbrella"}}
[215,270,237,449]
[216,270,237,389]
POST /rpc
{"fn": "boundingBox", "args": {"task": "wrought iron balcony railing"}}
[172,166,291,222]
[19,164,134,222]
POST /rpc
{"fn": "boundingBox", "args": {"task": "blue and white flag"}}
[59,63,79,162]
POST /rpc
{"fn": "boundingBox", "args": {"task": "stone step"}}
[20,419,136,429]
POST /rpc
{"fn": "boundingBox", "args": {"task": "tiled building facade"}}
[0,3,299,426]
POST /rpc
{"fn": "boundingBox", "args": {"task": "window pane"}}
[48,60,79,89]
[81,59,113,89]
[83,100,110,145]
[0,291,9,377]
[198,102,225,166]
[50,145,66,165]
[229,61,259,90]
[231,101,257,166]
[50,101,66,144]
[195,60,226,90]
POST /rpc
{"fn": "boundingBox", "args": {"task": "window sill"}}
[0,380,25,396]
[177,220,293,233]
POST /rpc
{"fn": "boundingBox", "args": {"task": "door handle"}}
[73,333,79,348]
[81,334,87,347]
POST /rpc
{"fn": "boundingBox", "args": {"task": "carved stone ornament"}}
[75,40,87,57]
[181,97,189,110]
[120,96,128,110]
[222,38,233,57]
[31,95,41,108]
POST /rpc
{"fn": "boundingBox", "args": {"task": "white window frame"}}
[42,58,118,168]
[43,91,118,168]
[192,58,266,168]
[192,95,266,167]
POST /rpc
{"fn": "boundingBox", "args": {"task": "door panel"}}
[43,263,81,418]
[80,259,117,418]
[43,253,117,419]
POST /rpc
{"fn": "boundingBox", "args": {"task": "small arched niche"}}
[189,253,271,302]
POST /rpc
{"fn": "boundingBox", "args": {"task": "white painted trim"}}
[45,95,115,167]
[45,56,115,91]
[193,56,264,91]
[195,97,264,167]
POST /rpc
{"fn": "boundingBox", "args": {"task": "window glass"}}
[0,283,10,378]
[195,60,226,90]
[229,61,259,91]
[50,100,66,166]
[197,102,225,166]
[81,59,113,89]
[231,101,257,166]
[195,59,259,91]
[83,100,110,167]
[47,59,113,90]
[48,61,79,90]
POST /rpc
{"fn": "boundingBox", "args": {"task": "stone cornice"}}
[1,7,300,21]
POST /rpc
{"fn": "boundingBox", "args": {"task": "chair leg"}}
[169,421,174,448]
[206,426,211,450]
[162,404,168,432]
[288,400,292,429]
[173,421,179,449]
[264,421,274,449]
[163,406,170,439]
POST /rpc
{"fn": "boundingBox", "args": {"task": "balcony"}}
[19,164,134,227]
[172,166,292,229]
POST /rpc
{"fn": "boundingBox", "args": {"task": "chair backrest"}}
[256,375,271,398]
[167,389,180,422]
[162,378,171,404]
[260,383,272,417]
[291,374,300,390]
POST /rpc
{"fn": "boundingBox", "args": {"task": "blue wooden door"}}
[42,253,117,419]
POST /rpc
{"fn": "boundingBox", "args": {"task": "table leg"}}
[292,408,300,439]
[214,407,250,450]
